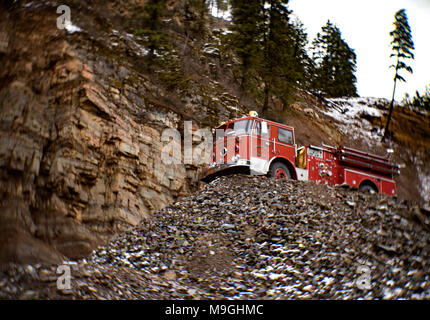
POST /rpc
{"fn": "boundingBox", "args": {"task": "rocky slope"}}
[1,175,430,300]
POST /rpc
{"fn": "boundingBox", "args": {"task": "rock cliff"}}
[0,1,244,264]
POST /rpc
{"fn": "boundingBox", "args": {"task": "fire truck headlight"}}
[231,155,240,162]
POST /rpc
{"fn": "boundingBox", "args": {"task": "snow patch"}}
[64,21,82,34]
[202,46,220,56]
[417,165,430,202]
[324,97,384,122]
[110,29,150,56]
[323,97,388,148]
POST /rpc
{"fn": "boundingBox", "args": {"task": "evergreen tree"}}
[382,9,415,141]
[311,20,357,97]
[405,86,430,111]
[260,1,311,112]
[134,0,168,58]
[261,0,294,112]
[289,18,313,89]
[229,0,264,88]
[184,0,209,37]
[230,0,310,112]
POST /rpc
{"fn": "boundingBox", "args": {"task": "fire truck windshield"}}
[228,119,252,135]
[216,119,253,141]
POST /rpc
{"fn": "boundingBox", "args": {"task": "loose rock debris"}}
[1,175,430,299]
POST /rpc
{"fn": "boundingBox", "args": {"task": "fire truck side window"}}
[254,121,260,135]
[278,128,293,145]
[254,121,270,137]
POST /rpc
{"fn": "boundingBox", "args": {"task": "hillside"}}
[0,0,429,274]
[1,175,430,299]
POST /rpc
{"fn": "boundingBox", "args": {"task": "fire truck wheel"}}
[270,162,291,180]
[359,184,378,194]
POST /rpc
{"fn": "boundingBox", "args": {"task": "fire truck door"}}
[250,120,270,175]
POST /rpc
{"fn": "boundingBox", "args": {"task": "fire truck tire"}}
[359,184,378,194]
[270,162,291,180]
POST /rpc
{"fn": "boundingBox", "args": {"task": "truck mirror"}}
[261,121,268,135]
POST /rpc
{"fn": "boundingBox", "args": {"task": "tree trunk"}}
[382,55,400,142]
[382,78,397,142]
[262,83,270,115]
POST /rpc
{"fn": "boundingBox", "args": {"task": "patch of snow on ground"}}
[64,21,82,34]
[221,28,232,35]
[417,165,430,202]
[110,29,149,57]
[323,97,388,147]
[203,46,220,56]
[325,97,384,121]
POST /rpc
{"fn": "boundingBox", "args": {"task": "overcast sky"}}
[289,0,430,100]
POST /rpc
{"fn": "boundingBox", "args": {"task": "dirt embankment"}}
[1,175,429,300]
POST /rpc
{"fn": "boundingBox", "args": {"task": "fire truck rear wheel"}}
[270,162,291,180]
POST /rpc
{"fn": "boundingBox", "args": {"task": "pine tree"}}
[405,86,430,111]
[260,1,311,112]
[261,0,294,112]
[230,0,310,113]
[382,9,415,141]
[290,18,312,87]
[229,0,264,88]
[134,0,168,58]
[311,20,357,98]
[184,0,209,37]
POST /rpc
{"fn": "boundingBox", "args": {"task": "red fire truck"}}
[203,112,399,196]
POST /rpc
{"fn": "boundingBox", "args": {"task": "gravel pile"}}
[1,174,430,299]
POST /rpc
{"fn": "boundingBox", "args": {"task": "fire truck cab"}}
[204,112,398,196]
[208,113,297,181]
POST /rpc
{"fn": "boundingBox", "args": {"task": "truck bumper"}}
[201,161,250,182]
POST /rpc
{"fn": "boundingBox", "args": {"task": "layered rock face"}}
[0,2,226,263]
